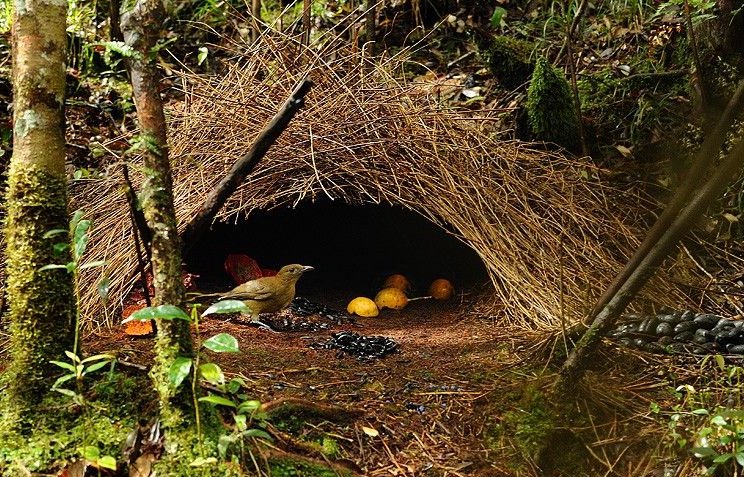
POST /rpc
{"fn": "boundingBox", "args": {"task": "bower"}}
[69,34,696,331]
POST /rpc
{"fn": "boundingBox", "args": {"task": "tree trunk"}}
[302,0,311,45]
[251,0,262,41]
[121,0,194,428]
[365,0,376,55]
[3,0,76,426]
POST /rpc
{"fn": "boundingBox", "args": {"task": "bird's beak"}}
[302,265,314,272]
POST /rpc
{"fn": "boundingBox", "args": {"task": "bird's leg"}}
[249,314,279,333]
[250,320,279,333]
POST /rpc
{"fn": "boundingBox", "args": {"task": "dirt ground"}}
[90,290,532,476]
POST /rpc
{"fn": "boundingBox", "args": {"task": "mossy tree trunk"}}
[2,0,77,426]
[121,0,194,429]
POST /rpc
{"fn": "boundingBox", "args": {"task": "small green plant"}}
[49,351,118,471]
[41,210,107,354]
[40,211,116,469]
[654,356,744,476]
[124,300,271,464]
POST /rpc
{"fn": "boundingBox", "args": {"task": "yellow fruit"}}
[347,297,379,317]
[374,287,409,310]
[428,279,454,300]
[383,274,411,293]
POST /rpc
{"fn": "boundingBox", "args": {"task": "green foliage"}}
[0,372,148,475]
[481,36,536,90]
[653,357,744,476]
[526,57,580,150]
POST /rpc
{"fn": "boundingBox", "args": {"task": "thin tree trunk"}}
[251,0,262,41]
[365,0,376,55]
[3,0,76,426]
[302,0,311,45]
[109,0,123,41]
[121,0,194,428]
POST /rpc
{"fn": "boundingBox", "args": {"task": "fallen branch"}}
[180,78,314,254]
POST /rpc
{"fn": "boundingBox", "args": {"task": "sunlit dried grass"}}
[70,30,700,332]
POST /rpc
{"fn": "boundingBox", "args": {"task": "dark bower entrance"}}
[184,201,490,302]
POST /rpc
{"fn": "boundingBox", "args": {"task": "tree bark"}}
[365,0,376,55]
[121,0,194,428]
[302,0,311,45]
[3,0,76,426]
[251,0,262,41]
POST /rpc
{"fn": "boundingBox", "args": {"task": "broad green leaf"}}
[226,377,246,394]
[736,451,744,467]
[98,277,111,302]
[711,415,728,426]
[73,219,91,260]
[242,429,272,440]
[692,446,718,458]
[50,360,76,372]
[123,305,189,323]
[169,357,193,387]
[43,229,68,239]
[713,453,734,464]
[490,6,506,28]
[218,434,234,459]
[198,394,237,408]
[79,260,107,270]
[53,243,70,255]
[83,360,112,375]
[52,374,76,388]
[197,46,209,66]
[82,445,100,460]
[692,408,710,415]
[203,333,239,353]
[39,264,70,272]
[64,350,81,362]
[202,300,250,316]
[235,413,247,432]
[715,354,726,371]
[238,400,261,414]
[54,388,77,397]
[81,353,115,364]
[70,210,85,232]
[98,455,117,470]
[199,363,225,385]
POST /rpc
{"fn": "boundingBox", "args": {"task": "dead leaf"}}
[361,426,379,437]
[615,145,633,158]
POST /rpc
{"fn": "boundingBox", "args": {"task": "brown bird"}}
[218,264,313,329]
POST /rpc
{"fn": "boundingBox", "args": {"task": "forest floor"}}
[85,288,678,477]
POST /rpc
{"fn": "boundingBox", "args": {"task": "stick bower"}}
[69,33,699,332]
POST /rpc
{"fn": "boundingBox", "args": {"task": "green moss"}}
[526,57,580,151]
[0,374,146,476]
[268,456,352,477]
[2,162,76,426]
[481,36,536,90]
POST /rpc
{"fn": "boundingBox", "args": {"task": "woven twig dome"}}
[70,33,697,331]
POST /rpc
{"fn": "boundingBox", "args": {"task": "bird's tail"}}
[184,291,224,303]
